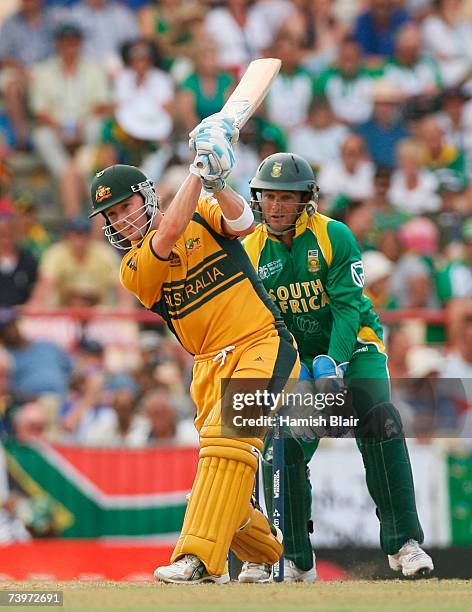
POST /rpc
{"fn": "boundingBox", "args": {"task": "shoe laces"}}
[177,555,201,569]
[401,539,425,560]
[243,562,270,571]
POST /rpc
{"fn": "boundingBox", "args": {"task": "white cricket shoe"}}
[283,555,317,582]
[388,540,434,577]
[238,551,316,583]
[238,562,272,583]
[154,555,230,584]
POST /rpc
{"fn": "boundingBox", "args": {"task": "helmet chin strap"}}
[263,198,318,237]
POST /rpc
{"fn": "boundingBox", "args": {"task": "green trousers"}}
[262,344,424,570]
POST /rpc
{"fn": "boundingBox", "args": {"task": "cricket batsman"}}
[88,118,300,583]
[239,152,434,582]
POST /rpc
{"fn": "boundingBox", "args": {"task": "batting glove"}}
[189,115,239,182]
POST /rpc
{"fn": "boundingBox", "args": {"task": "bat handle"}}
[195,154,208,171]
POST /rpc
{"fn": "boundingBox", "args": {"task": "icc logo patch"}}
[270,162,283,178]
[307,249,320,273]
[95,185,112,203]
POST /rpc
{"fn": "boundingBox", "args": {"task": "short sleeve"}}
[120,231,172,308]
[195,196,226,235]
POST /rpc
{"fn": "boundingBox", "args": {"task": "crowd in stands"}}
[0,0,471,453]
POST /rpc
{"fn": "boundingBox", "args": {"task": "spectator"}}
[355,79,410,168]
[100,39,174,177]
[28,216,132,309]
[314,36,376,125]
[0,347,15,437]
[282,0,347,74]
[70,0,140,75]
[80,373,148,447]
[175,40,234,133]
[441,310,472,441]
[437,86,472,173]
[334,199,374,248]
[353,0,411,61]
[265,33,313,133]
[0,310,72,402]
[12,401,50,444]
[368,166,410,244]
[61,366,107,441]
[140,389,198,445]
[389,139,441,214]
[29,23,112,217]
[390,217,440,309]
[0,0,56,149]
[362,250,396,309]
[404,345,456,437]
[382,23,442,101]
[288,95,349,170]
[436,216,472,301]
[422,0,472,87]
[317,133,375,208]
[0,203,38,308]
[139,1,208,76]
[140,389,177,442]
[14,196,52,261]
[204,0,257,73]
[386,326,412,378]
[418,114,468,198]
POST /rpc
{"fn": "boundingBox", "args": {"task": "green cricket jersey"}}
[243,211,384,365]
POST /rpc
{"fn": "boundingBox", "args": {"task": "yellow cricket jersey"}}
[120,197,284,356]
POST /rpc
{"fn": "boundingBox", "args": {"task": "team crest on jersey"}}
[270,162,283,178]
[185,237,202,254]
[307,249,320,273]
[95,185,112,203]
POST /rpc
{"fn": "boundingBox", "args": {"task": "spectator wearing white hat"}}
[389,139,441,215]
[363,250,395,309]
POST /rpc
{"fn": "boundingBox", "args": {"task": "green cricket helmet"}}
[89,164,158,250]
[250,152,319,235]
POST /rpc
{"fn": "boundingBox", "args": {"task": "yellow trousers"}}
[171,326,300,575]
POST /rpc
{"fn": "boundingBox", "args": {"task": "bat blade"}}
[195,58,281,170]
[221,57,282,128]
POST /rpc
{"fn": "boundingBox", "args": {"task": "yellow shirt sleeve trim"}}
[310,212,333,266]
[357,326,385,352]
[242,226,268,270]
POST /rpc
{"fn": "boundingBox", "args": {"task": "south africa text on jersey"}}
[267,278,329,314]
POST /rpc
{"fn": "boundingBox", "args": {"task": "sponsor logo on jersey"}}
[126,253,137,271]
[307,249,320,273]
[95,185,112,203]
[270,162,283,178]
[258,259,283,280]
[351,261,365,288]
[185,236,202,254]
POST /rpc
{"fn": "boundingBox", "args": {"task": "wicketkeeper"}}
[239,152,434,582]
[88,118,300,583]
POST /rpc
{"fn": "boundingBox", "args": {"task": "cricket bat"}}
[195,57,281,169]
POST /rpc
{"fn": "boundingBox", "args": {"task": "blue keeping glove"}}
[312,355,347,380]
[299,362,312,381]
[312,354,347,395]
